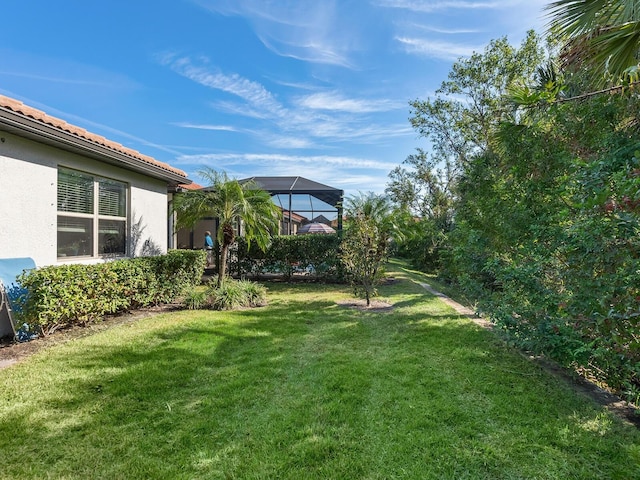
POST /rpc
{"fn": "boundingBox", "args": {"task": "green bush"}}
[17,250,206,335]
[232,234,345,282]
[440,95,640,402]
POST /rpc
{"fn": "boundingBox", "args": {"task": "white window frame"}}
[57,167,129,259]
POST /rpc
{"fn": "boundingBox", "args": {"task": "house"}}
[0,95,191,268]
[279,209,307,235]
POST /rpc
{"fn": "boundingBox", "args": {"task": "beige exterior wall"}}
[176,218,218,250]
[0,131,169,268]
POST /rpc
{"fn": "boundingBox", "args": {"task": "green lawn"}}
[1,261,639,479]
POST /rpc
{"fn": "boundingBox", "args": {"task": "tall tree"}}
[389,32,545,271]
[387,148,456,228]
[386,149,456,272]
[409,32,545,169]
[173,169,281,286]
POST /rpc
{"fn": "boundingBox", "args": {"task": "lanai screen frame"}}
[239,176,344,235]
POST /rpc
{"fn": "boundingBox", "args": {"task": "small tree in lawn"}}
[340,193,398,306]
[173,168,281,287]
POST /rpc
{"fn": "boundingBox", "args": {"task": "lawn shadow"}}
[2,276,640,478]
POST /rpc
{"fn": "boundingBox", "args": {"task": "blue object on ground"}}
[0,257,37,340]
[16,323,38,342]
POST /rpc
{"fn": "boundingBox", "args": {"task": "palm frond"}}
[591,20,640,77]
[546,1,616,37]
[546,1,640,83]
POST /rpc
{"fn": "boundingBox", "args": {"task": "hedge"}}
[231,234,345,282]
[17,249,206,335]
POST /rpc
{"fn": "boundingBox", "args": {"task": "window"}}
[57,168,128,258]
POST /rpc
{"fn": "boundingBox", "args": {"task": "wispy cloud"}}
[414,25,481,35]
[257,36,352,68]
[161,54,287,119]
[263,136,316,149]
[396,37,480,60]
[0,70,126,88]
[0,48,141,91]
[297,91,402,113]
[173,122,238,132]
[305,119,413,143]
[376,0,501,12]
[175,152,397,171]
[193,0,354,67]
[160,53,411,147]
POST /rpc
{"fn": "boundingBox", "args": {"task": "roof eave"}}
[0,109,190,186]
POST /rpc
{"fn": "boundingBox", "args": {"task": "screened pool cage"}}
[173,176,344,251]
[239,176,344,235]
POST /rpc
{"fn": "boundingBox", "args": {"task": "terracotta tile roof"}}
[178,182,204,190]
[0,95,187,179]
[280,208,307,223]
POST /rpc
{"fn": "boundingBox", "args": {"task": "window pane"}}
[58,169,94,214]
[57,216,93,257]
[99,219,126,255]
[99,179,126,217]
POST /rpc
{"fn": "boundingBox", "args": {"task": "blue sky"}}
[1,0,548,197]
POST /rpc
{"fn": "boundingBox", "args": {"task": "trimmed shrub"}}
[232,234,345,282]
[17,250,206,335]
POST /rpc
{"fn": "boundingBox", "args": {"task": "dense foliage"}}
[17,250,205,335]
[232,234,344,282]
[447,94,640,402]
[389,30,640,402]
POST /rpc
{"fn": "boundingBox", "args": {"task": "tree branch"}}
[554,80,640,103]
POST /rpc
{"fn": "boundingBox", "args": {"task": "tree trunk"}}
[218,223,235,287]
[364,279,371,306]
[218,243,229,287]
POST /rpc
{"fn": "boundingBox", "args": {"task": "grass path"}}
[1,261,639,479]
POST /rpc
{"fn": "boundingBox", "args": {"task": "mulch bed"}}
[0,304,179,366]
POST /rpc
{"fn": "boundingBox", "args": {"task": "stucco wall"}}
[0,132,173,338]
[0,134,57,267]
[0,131,169,268]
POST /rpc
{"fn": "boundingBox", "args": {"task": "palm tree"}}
[546,1,640,84]
[341,193,401,306]
[173,169,281,286]
[344,192,402,253]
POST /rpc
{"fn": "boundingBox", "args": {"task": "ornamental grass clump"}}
[182,279,267,311]
[210,279,267,310]
[182,289,209,311]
